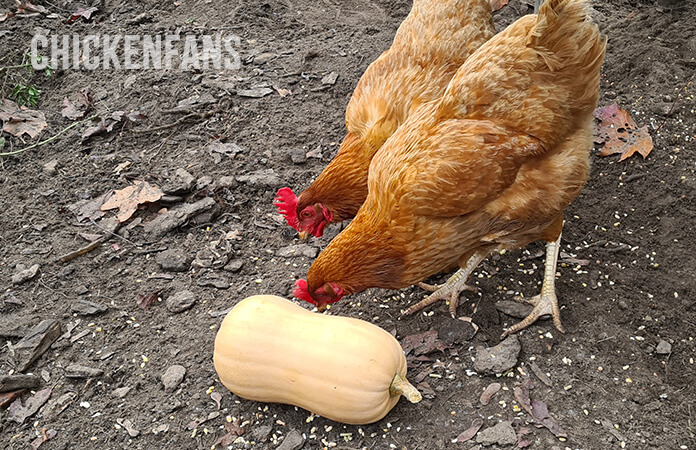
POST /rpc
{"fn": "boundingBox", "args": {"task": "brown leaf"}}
[479,382,501,406]
[61,94,91,120]
[517,426,534,448]
[16,0,46,14]
[455,418,483,442]
[593,103,653,161]
[0,98,47,138]
[489,0,509,11]
[214,418,245,447]
[137,292,159,310]
[100,180,163,222]
[8,387,52,424]
[81,110,147,141]
[513,385,534,416]
[400,329,448,356]
[67,6,98,23]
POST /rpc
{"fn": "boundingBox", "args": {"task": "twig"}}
[132,110,216,134]
[0,114,99,157]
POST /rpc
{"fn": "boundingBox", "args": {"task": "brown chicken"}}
[275,0,495,238]
[294,0,607,336]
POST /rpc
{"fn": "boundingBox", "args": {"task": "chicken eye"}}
[301,210,311,218]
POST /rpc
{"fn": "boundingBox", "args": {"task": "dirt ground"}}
[1,0,695,449]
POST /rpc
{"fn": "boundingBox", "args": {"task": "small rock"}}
[287,148,307,164]
[476,421,517,446]
[655,340,672,354]
[162,365,186,392]
[116,418,140,437]
[276,244,318,258]
[0,374,40,393]
[197,175,213,190]
[163,168,196,195]
[235,169,284,187]
[65,364,103,378]
[473,336,521,375]
[43,160,59,175]
[252,52,277,65]
[156,249,192,272]
[197,277,230,289]
[495,300,534,319]
[276,429,305,450]
[237,87,273,98]
[112,387,131,398]
[321,71,338,85]
[166,291,196,313]
[436,318,476,345]
[71,299,108,315]
[223,259,245,273]
[14,319,62,372]
[218,175,238,188]
[252,425,273,442]
[11,264,40,285]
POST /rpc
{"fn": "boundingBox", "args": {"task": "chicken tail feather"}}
[274,187,300,230]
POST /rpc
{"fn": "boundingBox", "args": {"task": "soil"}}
[1,0,695,449]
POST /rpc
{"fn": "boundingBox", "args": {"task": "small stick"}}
[132,110,216,134]
[0,114,99,157]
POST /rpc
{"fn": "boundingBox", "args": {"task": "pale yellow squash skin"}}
[213,295,410,425]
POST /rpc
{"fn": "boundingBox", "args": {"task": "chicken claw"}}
[404,250,490,317]
[502,235,565,337]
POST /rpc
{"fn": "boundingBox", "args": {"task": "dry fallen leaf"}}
[0,98,47,138]
[455,418,484,443]
[137,292,159,310]
[67,6,98,23]
[61,93,92,120]
[593,103,654,161]
[400,329,448,356]
[8,387,52,424]
[100,180,163,222]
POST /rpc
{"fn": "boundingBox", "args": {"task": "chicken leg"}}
[502,234,565,337]
[404,249,491,317]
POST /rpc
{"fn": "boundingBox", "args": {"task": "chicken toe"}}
[404,249,490,317]
[502,235,565,337]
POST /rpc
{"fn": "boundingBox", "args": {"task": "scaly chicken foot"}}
[502,234,565,337]
[404,250,490,318]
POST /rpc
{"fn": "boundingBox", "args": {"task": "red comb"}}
[292,279,315,305]
[274,187,300,230]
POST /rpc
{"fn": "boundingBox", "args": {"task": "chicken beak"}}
[297,230,309,240]
[316,303,327,313]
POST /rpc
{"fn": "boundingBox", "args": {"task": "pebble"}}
[475,421,517,446]
[65,364,104,378]
[252,425,273,442]
[276,429,305,450]
[43,392,76,419]
[43,160,59,175]
[11,264,40,285]
[163,168,196,195]
[288,148,307,164]
[218,175,238,188]
[473,336,521,375]
[224,259,245,273]
[253,52,277,65]
[495,300,534,319]
[276,244,318,258]
[321,71,339,85]
[162,365,186,392]
[156,249,192,272]
[111,387,132,398]
[655,340,672,354]
[166,290,196,313]
[71,299,108,316]
[197,175,213,190]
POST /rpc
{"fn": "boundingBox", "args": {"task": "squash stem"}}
[389,373,422,403]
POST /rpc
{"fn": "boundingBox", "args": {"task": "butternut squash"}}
[213,295,421,425]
